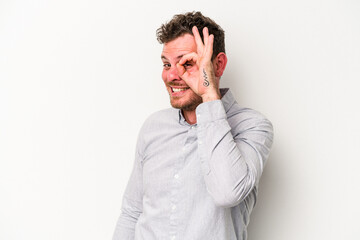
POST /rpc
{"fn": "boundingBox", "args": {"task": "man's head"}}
[157,11,225,60]
[158,12,227,112]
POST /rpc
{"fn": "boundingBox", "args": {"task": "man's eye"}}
[163,63,171,69]
[183,62,192,68]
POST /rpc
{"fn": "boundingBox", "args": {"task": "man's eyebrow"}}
[161,55,184,61]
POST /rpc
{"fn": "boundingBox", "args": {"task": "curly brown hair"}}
[156,11,225,60]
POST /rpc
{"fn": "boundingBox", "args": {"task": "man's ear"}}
[213,52,228,78]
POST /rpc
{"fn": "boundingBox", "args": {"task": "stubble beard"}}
[169,92,202,111]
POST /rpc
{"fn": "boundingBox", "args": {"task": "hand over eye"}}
[176,26,220,101]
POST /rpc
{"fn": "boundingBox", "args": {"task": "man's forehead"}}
[161,34,196,59]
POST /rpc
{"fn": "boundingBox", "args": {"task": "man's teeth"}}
[172,88,188,92]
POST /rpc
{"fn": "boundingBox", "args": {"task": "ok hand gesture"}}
[176,26,221,102]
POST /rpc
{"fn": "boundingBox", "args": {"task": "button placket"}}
[169,133,187,238]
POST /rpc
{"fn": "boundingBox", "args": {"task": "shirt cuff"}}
[195,100,227,124]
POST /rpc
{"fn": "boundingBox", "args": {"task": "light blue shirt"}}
[113,89,273,240]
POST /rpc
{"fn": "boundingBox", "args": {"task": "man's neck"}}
[182,109,197,125]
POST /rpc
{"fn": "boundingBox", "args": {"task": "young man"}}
[113,12,273,240]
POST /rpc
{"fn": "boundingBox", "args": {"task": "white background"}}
[1,0,359,239]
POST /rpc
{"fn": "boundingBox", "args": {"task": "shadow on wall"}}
[247,145,284,239]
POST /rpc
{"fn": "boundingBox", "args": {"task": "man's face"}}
[161,34,202,111]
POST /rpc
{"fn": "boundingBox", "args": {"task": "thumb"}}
[176,63,189,80]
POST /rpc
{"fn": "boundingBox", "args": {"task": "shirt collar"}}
[178,88,235,125]
[219,88,235,113]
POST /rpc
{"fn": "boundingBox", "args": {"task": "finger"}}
[176,63,191,83]
[176,63,186,76]
[204,34,214,60]
[177,52,198,81]
[203,27,209,46]
[178,52,198,66]
[192,26,204,54]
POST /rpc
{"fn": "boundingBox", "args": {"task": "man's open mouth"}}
[171,87,190,93]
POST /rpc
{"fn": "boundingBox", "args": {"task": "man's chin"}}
[171,104,197,111]
[170,98,202,111]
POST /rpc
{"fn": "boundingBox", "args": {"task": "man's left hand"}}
[176,26,221,102]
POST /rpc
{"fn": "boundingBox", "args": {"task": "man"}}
[113,12,273,240]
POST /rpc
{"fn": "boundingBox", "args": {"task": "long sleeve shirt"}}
[113,88,274,240]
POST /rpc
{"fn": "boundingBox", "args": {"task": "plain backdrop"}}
[1,0,359,239]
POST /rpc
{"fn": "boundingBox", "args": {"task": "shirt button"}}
[199,140,203,145]
[174,174,179,179]
[171,236,176,240]
[197,114,201,118]
[172,205,177,211]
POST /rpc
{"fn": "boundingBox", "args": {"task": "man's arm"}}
[177,26,273,208]
[112,144,143,240]
[196,100,273,208]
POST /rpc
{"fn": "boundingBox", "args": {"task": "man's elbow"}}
[212,193,241,208]
[210,180,256,208]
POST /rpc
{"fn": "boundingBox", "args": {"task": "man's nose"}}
[168,66,180,81]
